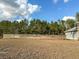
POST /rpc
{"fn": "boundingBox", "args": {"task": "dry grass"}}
[0,37,79,59]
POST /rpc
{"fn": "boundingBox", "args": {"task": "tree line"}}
[0,13,79,35]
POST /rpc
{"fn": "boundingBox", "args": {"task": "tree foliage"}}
[0,13,78,35]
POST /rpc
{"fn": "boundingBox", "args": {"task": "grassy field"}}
[0,38,79,59]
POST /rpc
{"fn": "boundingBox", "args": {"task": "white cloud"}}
[53,0,70,4]
[53,0,59,4]
[0,0,41,21]
[64,0,69,3]
[28,3,41,14]
[62,16,75,21]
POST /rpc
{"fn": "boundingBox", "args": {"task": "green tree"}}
[66,19,75,29]
[58,20,66,34]
[76,13,79,21]
[28,19,42,34]
[50,21,59,35]
[0,20,12,34]
[18,19,28,34]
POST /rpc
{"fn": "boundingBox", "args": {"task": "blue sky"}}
[0,0,79,22]
[29,0,79,21]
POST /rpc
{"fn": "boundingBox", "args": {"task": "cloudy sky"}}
[0,0,79,21]
[0,0,40,21]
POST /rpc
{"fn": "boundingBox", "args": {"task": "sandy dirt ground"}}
[0,37,79,59]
